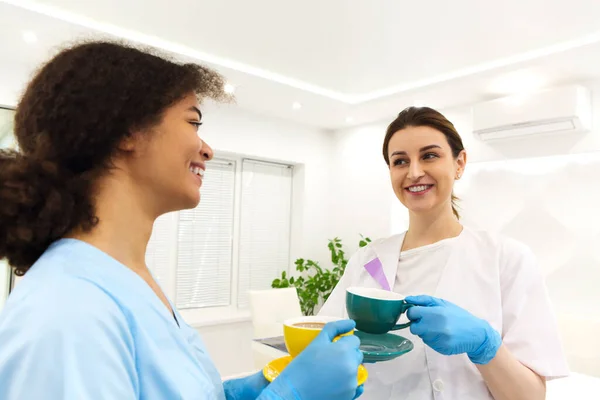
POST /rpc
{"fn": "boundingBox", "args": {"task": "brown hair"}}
[382,106,465,219]
[0,41,228,276]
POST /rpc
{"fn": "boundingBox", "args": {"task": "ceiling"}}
[2,0,600,129]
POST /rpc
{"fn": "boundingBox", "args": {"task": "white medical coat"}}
[319,227,569,399]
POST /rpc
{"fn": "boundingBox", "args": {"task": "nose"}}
[407,160,425,181]
[200,139,214,161]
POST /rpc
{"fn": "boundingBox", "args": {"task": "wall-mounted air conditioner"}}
[472,85,592,141]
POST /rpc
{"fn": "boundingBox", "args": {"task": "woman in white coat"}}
[319,106,569,400]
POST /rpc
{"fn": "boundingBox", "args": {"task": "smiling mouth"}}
[405,184,433,194]
[189,165,205,178]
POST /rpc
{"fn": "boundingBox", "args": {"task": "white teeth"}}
[408,185,430,192]
[189,166,204,177]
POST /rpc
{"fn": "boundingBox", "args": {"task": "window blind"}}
[237,159,293,308]
[146,212,175,293]
[175,159,236,309]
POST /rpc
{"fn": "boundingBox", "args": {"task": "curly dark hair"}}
[0,41,228,276]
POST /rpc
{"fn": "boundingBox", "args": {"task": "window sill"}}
[180,306,252,328]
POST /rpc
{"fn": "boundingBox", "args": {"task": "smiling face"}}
[387,125,466,216]
[121,92,214,215]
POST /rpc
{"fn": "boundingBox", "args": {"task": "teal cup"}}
[346,287,413,334]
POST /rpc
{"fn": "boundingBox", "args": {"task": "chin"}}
[401,198,436,213]
[172,191,200,211]
[184,193,201,210]
[409,200,448,215]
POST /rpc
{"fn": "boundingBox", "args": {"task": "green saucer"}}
[354,330,414,363]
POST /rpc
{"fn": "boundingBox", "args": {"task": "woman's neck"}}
[68,173,156,273]
[68,171,176,316]
[402,203,463,251]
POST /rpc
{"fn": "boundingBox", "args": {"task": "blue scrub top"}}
[0,239,227,400]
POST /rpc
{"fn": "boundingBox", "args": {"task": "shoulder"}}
[356,232,406,254]
[462,227,534,258]
[0,273,138,399]
[2,270,132,343]
[461,227,538,277]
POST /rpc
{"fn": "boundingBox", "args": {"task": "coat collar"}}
[363,228,470,292]
[363,233,405,291]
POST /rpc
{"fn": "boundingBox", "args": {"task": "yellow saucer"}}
[263,355,368,386]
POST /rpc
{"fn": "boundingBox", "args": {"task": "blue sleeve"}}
[223,372,301,400]
[223,371,270,399]
[0,277,138,399]
[255,375,299,400]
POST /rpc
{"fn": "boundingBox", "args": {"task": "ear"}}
[455,150,467,179]
[117,132,141,153]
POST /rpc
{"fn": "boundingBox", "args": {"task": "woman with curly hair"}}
[0,42,363,400]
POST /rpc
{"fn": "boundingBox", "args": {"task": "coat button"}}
[433,379,445,392]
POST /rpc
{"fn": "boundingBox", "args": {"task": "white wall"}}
[0,79,21,108]
[0,106,15,311]
[330,80,600,378]
[0,91,14,108]
[329,122,395,246]
[0,261,9,311]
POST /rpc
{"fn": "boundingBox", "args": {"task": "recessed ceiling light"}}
[292,102,302,110]
[224,83,235,94]
[345,117,354,123]
[22,31,38,44]
[489,69,546,95]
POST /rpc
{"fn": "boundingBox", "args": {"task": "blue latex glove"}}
[259,320,364,400]
[223,371,269,399]
[406,295,502,365]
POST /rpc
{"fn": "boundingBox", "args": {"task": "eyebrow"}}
[391,144,442,157]
[187,106,202,120]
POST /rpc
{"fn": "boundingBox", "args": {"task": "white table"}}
[220,341,286,382]
[252,338,288,370]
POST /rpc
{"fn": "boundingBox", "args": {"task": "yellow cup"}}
[283,316,354,358]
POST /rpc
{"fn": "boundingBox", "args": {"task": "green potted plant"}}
[271,235,371,315]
